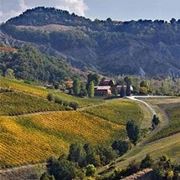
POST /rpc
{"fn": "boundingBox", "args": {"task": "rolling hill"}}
[0,7,180,77]
[97,97,180,178]
[0,78,143,168]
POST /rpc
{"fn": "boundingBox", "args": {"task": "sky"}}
[1,0,180,23]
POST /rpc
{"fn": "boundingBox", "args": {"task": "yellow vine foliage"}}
[0,112,123,167]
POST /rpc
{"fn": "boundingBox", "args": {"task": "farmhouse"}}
[95,86,112,96]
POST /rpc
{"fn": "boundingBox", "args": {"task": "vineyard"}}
[84,99,144,125]
[2,77,179,172]
[0,78,133,168]
[0,92,65,116]
[0,77,103,107]
[0,112,123,167]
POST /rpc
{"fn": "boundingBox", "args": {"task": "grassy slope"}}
[150,102,180,141]
[120,99,180,164]
[0,92,65,116]
[0,112,123,167]
[0,78,103,107]
[98,98,180,177]
[84,99,144,125]
[110,133,180,170]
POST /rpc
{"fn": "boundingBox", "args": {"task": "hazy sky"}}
[1,0,180,23]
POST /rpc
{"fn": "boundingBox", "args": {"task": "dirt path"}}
[122,168,153,180]
[127,96,156,115]
[0,163,46,180]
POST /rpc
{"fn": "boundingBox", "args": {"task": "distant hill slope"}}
[0,45,82,83]
[1,7,180,76]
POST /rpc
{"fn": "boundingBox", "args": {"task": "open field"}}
[0,111,123,168]
[83,99,144,125]
[150,103,180,141]
[0,77,104,107]
[98,97,180,177]
[141,97,180,141]
[0,92,65,116]
[98,132,180,177]
[105,133,180,174]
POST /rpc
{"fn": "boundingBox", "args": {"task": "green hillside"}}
[1,7,180,77]
[150,103,180,141]
[83,100,143,125]
[97,98,180,178]
[0,92,65,116]
[0,78,143,168]
[0,77,103,107]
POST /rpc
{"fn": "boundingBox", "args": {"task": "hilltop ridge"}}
[0,7,180,77]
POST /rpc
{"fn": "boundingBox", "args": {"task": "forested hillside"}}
[0,7,180,76]
[0,45,78,83]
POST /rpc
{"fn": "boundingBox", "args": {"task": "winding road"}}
[127,96,157,115]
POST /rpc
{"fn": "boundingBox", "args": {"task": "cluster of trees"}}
[40,143,118,180]
[47,93,79,110]
[109,155,180,180]
[40,119,142,180]
[116,76,180,96]
[72,73,99,98]
[39,116,163,180]
[0,45,74,83]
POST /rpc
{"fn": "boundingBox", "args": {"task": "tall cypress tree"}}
[88,81,94,98]
[73,79,80,96]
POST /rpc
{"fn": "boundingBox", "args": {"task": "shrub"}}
[112,140,130,156]
[84,143,100,167]
[47,93,54,102]
[47,157,82,180]
[140,154,153,169]
[69,102,79,110]
[40,172,55,180]
[54,96,63,105]
[97,145,117,165]
[86,164,96,177]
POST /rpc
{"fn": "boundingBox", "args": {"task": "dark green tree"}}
[112,140,130,156]
[68,143,86,167]
[120,85,126,97]
[97,145,117,165]
[126,120,140,145]
[73,79,81,96]
[79,83,87,97]
[152,115,160,129]
[124,76,132,86]
[87,73,99,86]
[126,84,131,96]
[84,144,99,166]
